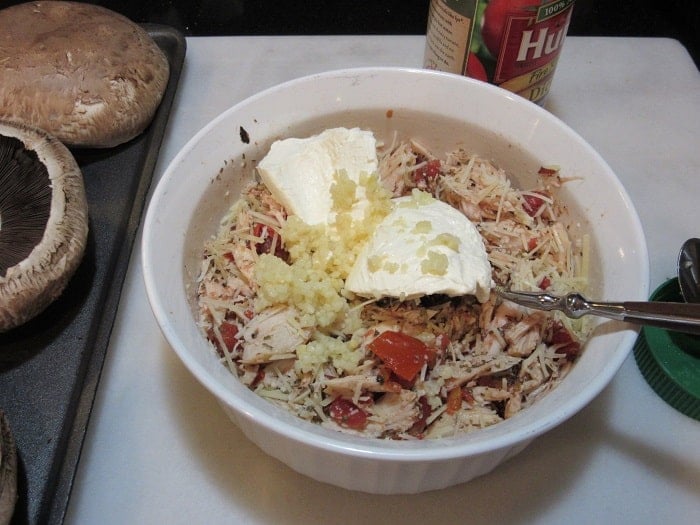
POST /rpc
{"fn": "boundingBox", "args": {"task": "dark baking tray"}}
[0,25,186,525]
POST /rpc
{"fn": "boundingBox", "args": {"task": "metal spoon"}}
[498,238,700,334]
[496,287,700,336]
[678,237,700,303]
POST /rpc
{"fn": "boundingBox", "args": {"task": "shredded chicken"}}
[240,306,310,364]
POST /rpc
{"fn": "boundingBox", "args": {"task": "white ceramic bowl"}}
[142,67,649,494]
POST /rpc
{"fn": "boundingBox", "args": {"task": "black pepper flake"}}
[239,126,250,144]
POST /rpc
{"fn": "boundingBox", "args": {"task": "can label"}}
[424,0,477,75]
[424,0,575,104]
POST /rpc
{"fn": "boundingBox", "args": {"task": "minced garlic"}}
[254,169,392,332]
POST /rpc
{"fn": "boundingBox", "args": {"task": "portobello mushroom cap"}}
[0,1,170,148]
[0,411,17,525]
[0,120,88,332]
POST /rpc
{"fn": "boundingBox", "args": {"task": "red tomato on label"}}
[329,398,368,430]
[481,0,541,57]
[466,52,488,82]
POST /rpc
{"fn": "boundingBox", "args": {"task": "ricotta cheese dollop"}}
[257,127,378,226]
[345,190,493,303]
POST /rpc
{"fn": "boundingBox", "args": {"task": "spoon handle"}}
[593,300,700,335]
[497,289,700,335]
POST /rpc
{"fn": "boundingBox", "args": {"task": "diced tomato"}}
[538,276,551,290]
[446,387,462,415]
[250,367,265,388]
[219,321,239,351]
[549,324,582,359]
[538,166,559,176]
[461,388,475,405]
[389,374,416,391]
[412,159,441,185]
[207,321,239,356]
[206,328,221,355]
[434,333,451,352]
[522,192,546,217]
[376,366,403,393]
[328,398,368,430]
[252,222,288,259]
[408,395,432,437]
[550,324,572,344]
[527,237,538,252]
[252,222,265,237]
[368,331,436,383]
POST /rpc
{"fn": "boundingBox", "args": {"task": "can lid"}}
[633,278,700,420]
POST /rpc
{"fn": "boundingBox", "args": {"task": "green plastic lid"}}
[633,278,700,420]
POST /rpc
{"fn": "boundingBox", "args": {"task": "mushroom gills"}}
[0,135,51,276]
[0,120,88,332]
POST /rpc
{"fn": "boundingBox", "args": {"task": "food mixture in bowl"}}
[195,127,592,440]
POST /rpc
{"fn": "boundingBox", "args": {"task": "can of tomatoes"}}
[423,0,575,105]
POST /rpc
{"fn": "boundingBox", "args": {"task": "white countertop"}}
[66,36,700,524]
